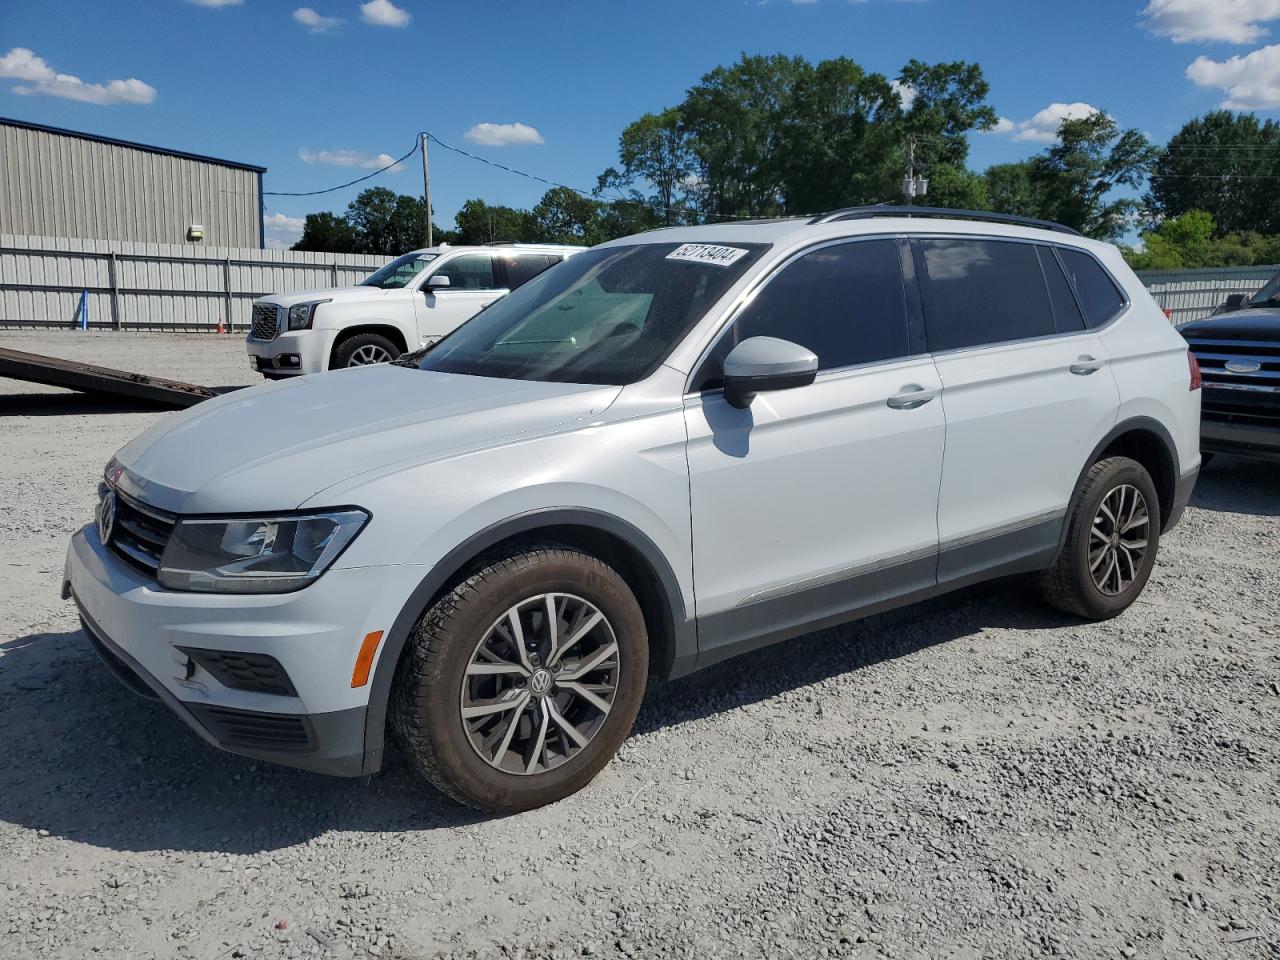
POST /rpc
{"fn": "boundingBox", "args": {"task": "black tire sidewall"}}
[1069,460,1161,618]
[331,333,399,370]
[405,552,648,811]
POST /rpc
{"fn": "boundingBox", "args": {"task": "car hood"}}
[256,285,405,308]
[1180,306,1280,340]
[111,367,621,514]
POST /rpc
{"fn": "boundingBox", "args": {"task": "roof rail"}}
[483,241,520,246]
[808,205,1081,236]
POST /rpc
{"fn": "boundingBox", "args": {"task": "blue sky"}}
[4,0,1279,247]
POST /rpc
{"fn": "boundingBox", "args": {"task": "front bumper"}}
[65,524,388,776]
[245,329,335,377]
[1201,418,1280,462]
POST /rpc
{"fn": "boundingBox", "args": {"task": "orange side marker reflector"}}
[351,630,384,688]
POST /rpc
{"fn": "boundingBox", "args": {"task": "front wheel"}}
[331,332,400,370]
[390,545,649,812]
[1038,456,1161,620]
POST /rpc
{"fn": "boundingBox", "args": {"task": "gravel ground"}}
[1,330,1277,960]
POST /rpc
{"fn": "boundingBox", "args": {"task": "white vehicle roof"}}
[405,242,586,257]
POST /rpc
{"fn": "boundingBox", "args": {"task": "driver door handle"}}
[1069,355,1103,376]
[886,384,938,410]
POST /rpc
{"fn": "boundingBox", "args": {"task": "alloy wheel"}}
[348,344,394,366]
[1089,483,1150,596]
[460,593,620,775]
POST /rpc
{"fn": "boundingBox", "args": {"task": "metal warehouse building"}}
[0,117,265,248]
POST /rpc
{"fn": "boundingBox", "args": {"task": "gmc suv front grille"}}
[250,303,280,341]
[104,488,176,577]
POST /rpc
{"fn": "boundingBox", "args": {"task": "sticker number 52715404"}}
[665,243,749,267]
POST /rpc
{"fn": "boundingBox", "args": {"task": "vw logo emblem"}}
[1224,359,1262,374]
[529,669,553,697]
[98,490,116,545]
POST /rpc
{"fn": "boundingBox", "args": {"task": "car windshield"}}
[1249,271,1280,306]
[416,242,767,385]
[361,252,438,289]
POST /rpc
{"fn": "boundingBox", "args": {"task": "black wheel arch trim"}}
[359,507,694,775]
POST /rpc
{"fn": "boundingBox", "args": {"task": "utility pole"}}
[902,134,928,204]
[420,132,433,249]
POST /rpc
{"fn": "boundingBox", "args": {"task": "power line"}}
[262,141,419,197]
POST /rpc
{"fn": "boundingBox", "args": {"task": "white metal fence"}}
[2,234,1276,332]
[0,234,387,332]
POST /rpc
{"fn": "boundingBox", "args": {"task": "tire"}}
[1037,456,1161,620]
[390,544,649,812]
[330,332,400,370]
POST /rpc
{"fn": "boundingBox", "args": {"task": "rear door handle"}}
[1069,355,1103,376]
[886,384,938,410]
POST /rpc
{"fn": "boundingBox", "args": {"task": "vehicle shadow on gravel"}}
[1190,456,1280,517]
[0,580,1070,853]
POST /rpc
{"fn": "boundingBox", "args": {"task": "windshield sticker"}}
[666,243,750,267]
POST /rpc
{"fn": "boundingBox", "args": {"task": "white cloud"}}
[986,102,1102,142]
[299,146,400,169]
[890,80,916,111]
[189,0,243,6]
[463,122,545,147]
[1141,0,1280,43]
[264,213,305,250]
[0,47,156,105]
[360,0,411,27]
[293,7,343,32]
[1187,44,1280,107]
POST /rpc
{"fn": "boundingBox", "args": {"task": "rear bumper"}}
[1164,464,1199,531]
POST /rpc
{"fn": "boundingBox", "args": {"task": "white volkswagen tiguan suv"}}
[246,243,583,377]
[66,209,1202,811]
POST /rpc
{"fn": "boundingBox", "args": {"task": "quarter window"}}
[1058,249,1125,328]
[1038,247,1086,334]
[698,239,911,388]
[503,254,560,290]
[916,238,1055,352]
[432,255,496,291]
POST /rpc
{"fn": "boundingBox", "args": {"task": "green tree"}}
[530,187,605,245]
[898,59,998,209]
[772,57,901,213]
[453,199,535,245]
[1030,113,1158,240]
[292,211,360,252]
[598,108,695,225]
[982,161,1041,217]
[1147,111,1280,235]
[342,187,444,254]
[681,53,808,220]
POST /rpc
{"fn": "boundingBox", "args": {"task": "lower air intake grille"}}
[187,704,313,752]
[179,648,298,697]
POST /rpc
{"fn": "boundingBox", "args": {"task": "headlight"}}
[287,300,328,331]
[157,509,368,593]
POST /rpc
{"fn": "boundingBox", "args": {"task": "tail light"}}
[1188,350,1202,391]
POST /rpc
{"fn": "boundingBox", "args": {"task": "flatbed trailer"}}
[0,347,220,408]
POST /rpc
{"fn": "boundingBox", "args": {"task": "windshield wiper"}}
[391,343,436,367]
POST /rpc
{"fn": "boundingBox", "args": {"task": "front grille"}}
[187,704,313,752]
[104,488,176,577]
[179,648,297,697]
[1202,397,1280,428]
[1187,337,1280,395]
[250,303,280,341]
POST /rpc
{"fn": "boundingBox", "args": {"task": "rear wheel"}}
[331,332,400,370]
[1038,456,1161,620]
[390,545,649,812]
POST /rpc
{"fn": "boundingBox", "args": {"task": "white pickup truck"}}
[246,243,583,377]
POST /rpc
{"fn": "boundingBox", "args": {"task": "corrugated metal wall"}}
[1136,264,1278,325]
[0,234,387,331]
[0,123,262,248]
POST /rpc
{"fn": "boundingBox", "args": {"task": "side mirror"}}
[722,336,818,409]
[1222,293,1247,312]
[425,274,451,290]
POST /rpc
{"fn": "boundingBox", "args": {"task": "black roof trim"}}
[809,205,1081,236]
[0,116,267,174]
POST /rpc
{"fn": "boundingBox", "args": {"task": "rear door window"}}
[1058,248,1126,328]
[1038,246,1087,334]
[915,238,1055,352]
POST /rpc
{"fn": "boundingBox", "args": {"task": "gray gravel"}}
[1,330,1277,960]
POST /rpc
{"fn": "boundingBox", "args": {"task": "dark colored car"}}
[1180,272,1280,463]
